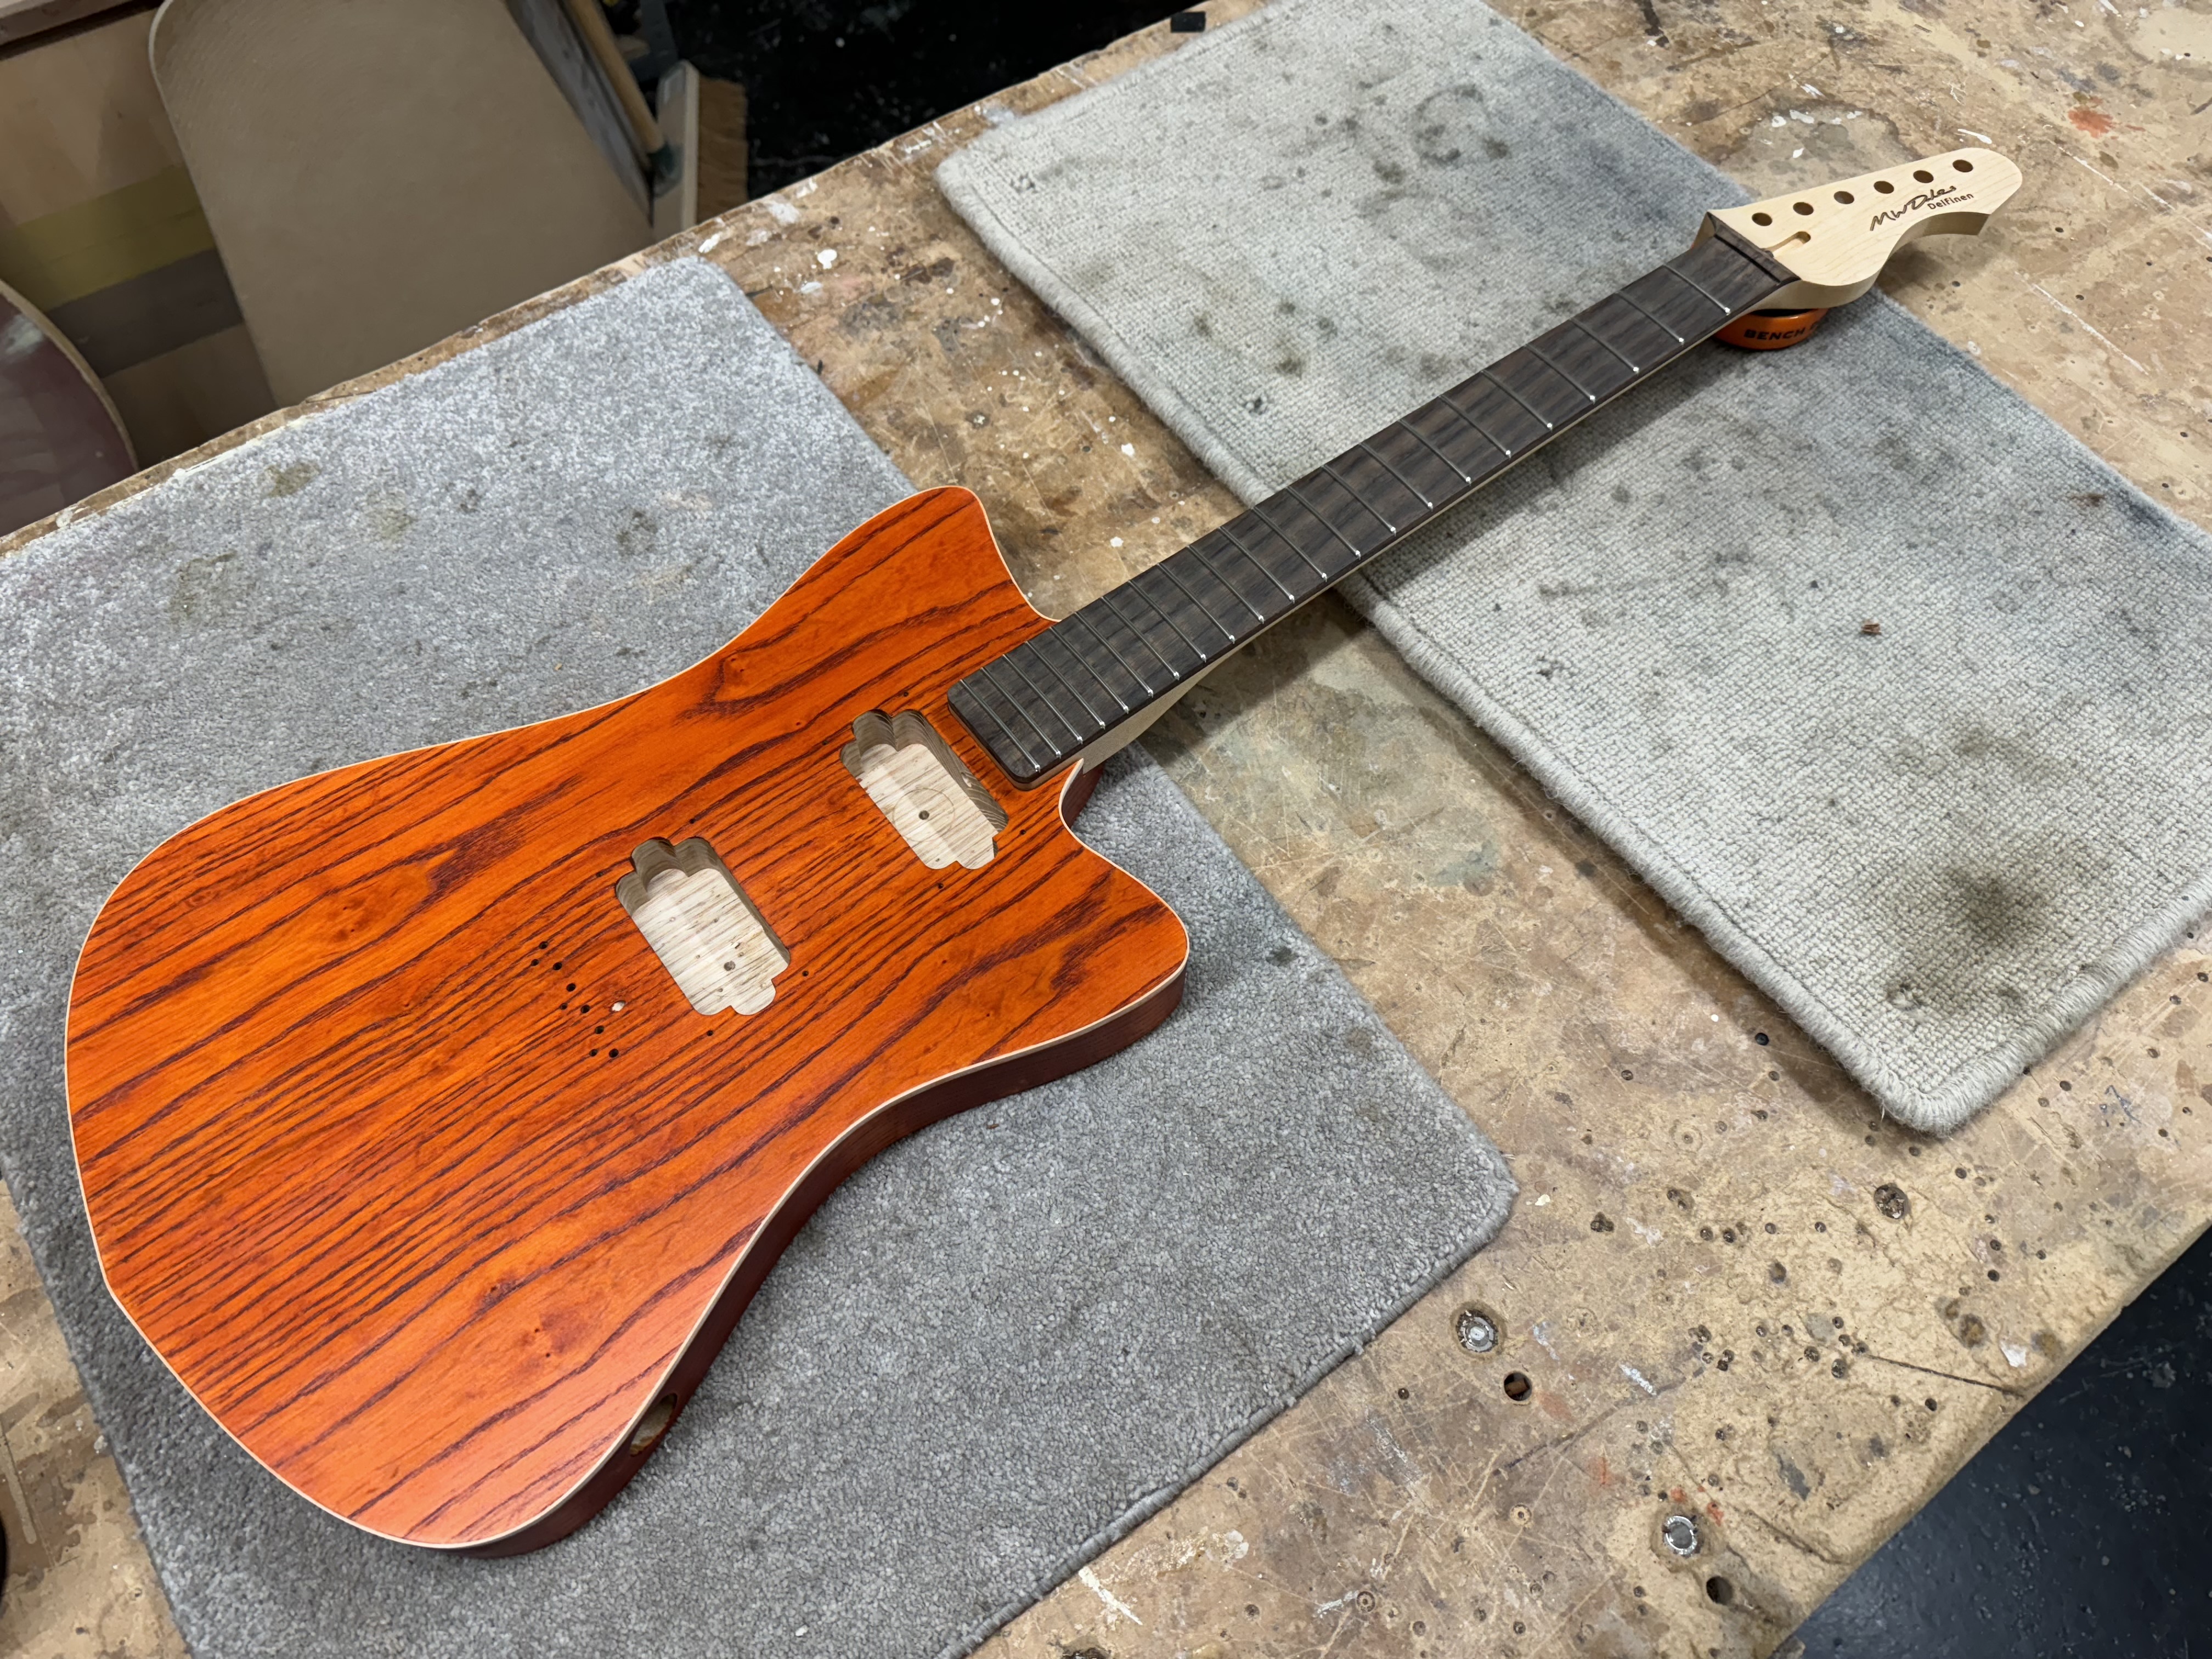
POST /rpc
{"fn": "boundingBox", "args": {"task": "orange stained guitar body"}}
[66,487,1189,1553]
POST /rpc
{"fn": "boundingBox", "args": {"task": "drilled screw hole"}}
[1502,1370,1533,1401]
[1706,1575,1736,1606]
[1455,1306,1500,1354]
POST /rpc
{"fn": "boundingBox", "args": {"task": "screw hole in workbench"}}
[1706,1575,1736,1606]
[1502,1371,1532,1401]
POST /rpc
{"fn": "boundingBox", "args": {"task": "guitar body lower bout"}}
[64,487,1189,1553]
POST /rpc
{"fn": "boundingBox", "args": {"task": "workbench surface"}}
[4,2,2209,1654]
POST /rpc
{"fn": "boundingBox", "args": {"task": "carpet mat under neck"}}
[934,0,2212,1133]
[0,258,1511,1657]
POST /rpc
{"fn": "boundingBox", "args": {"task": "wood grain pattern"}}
[64,486,1189,1553]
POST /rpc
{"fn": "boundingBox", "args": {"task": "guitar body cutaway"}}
[65,487,1188,1553]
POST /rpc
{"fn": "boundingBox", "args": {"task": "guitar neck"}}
[950,225,1795,786]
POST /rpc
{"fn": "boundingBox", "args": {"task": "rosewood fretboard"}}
[949,227,1793,786]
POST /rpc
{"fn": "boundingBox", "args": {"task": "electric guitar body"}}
[66,485,1188,1553]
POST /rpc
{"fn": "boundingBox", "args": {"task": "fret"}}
[1610,284,1686,346]
[1233,510,1331,599]
[1354,438,1434,512]
[1246,492,1350,584]
[1027,628,1127,726]
[1324,450,1410,533]
[1468,369,1555,450]
[1579,292,1683,369]
[1283,469,1391,567]
[976,657,1074,753]
[1092,586,1189,682]
[952,232,1791,784]
[949,669,1048,773]
[1062,606,1156,702]
[1417,387,1512,469]
[1389,414,1475,490]
[1205,521,1304,608]
[1490,349,1588,430]
[1149,547,1252,637]
[1531,319,1636,403]
[992,650,1091,748]
[1040,624,1141,725]
[1625,263,1730,340]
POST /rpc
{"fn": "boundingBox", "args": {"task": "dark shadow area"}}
[667,1,1189,196]
[1793,1222,2212,1657]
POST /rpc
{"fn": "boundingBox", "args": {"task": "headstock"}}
[1700,148,2024,311]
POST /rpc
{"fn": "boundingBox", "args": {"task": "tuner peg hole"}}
[1833,189,1854,204]
[1751,211,1773,226]
[1913,168,1934,183]
[1874,179,1895,194]
[1792,200,1814,215]
[1953,158,1973,172]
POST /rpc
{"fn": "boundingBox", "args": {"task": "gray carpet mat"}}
[935,0,2212,1134]
[0,258,1512,1657]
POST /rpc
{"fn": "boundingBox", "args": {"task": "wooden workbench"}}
[4,1,2208,1653]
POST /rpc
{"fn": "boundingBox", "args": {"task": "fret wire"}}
[1099,585,1189,677]
[1569,314,1639,374]
[1042,622,1132,715]
[1164,545,1261,631]
[1152,557,1241,643]
[1212,518,1303,603]
[1482,368,1556,432]
[1265,483,1364,568]
[1437,386,1515,460]
[1248,493,1327,579]
[980,657,1074,752]
[1615,286,1686,344]
[1526,341,1599,404]
[1398,415,1475,485]
[997,650,1093,747]
[1660,258,1729,312]
[1312,459,1394,538]
[1026,624,1122,721]
[973,659,1057,758]
[955,680,1045,771]
[1062,610,1149,703]
[1353,440,1431,512]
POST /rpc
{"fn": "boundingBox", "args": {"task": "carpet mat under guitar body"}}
[0,258,1510,1658]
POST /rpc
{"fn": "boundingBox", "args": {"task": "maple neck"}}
[949,226,1793,787]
